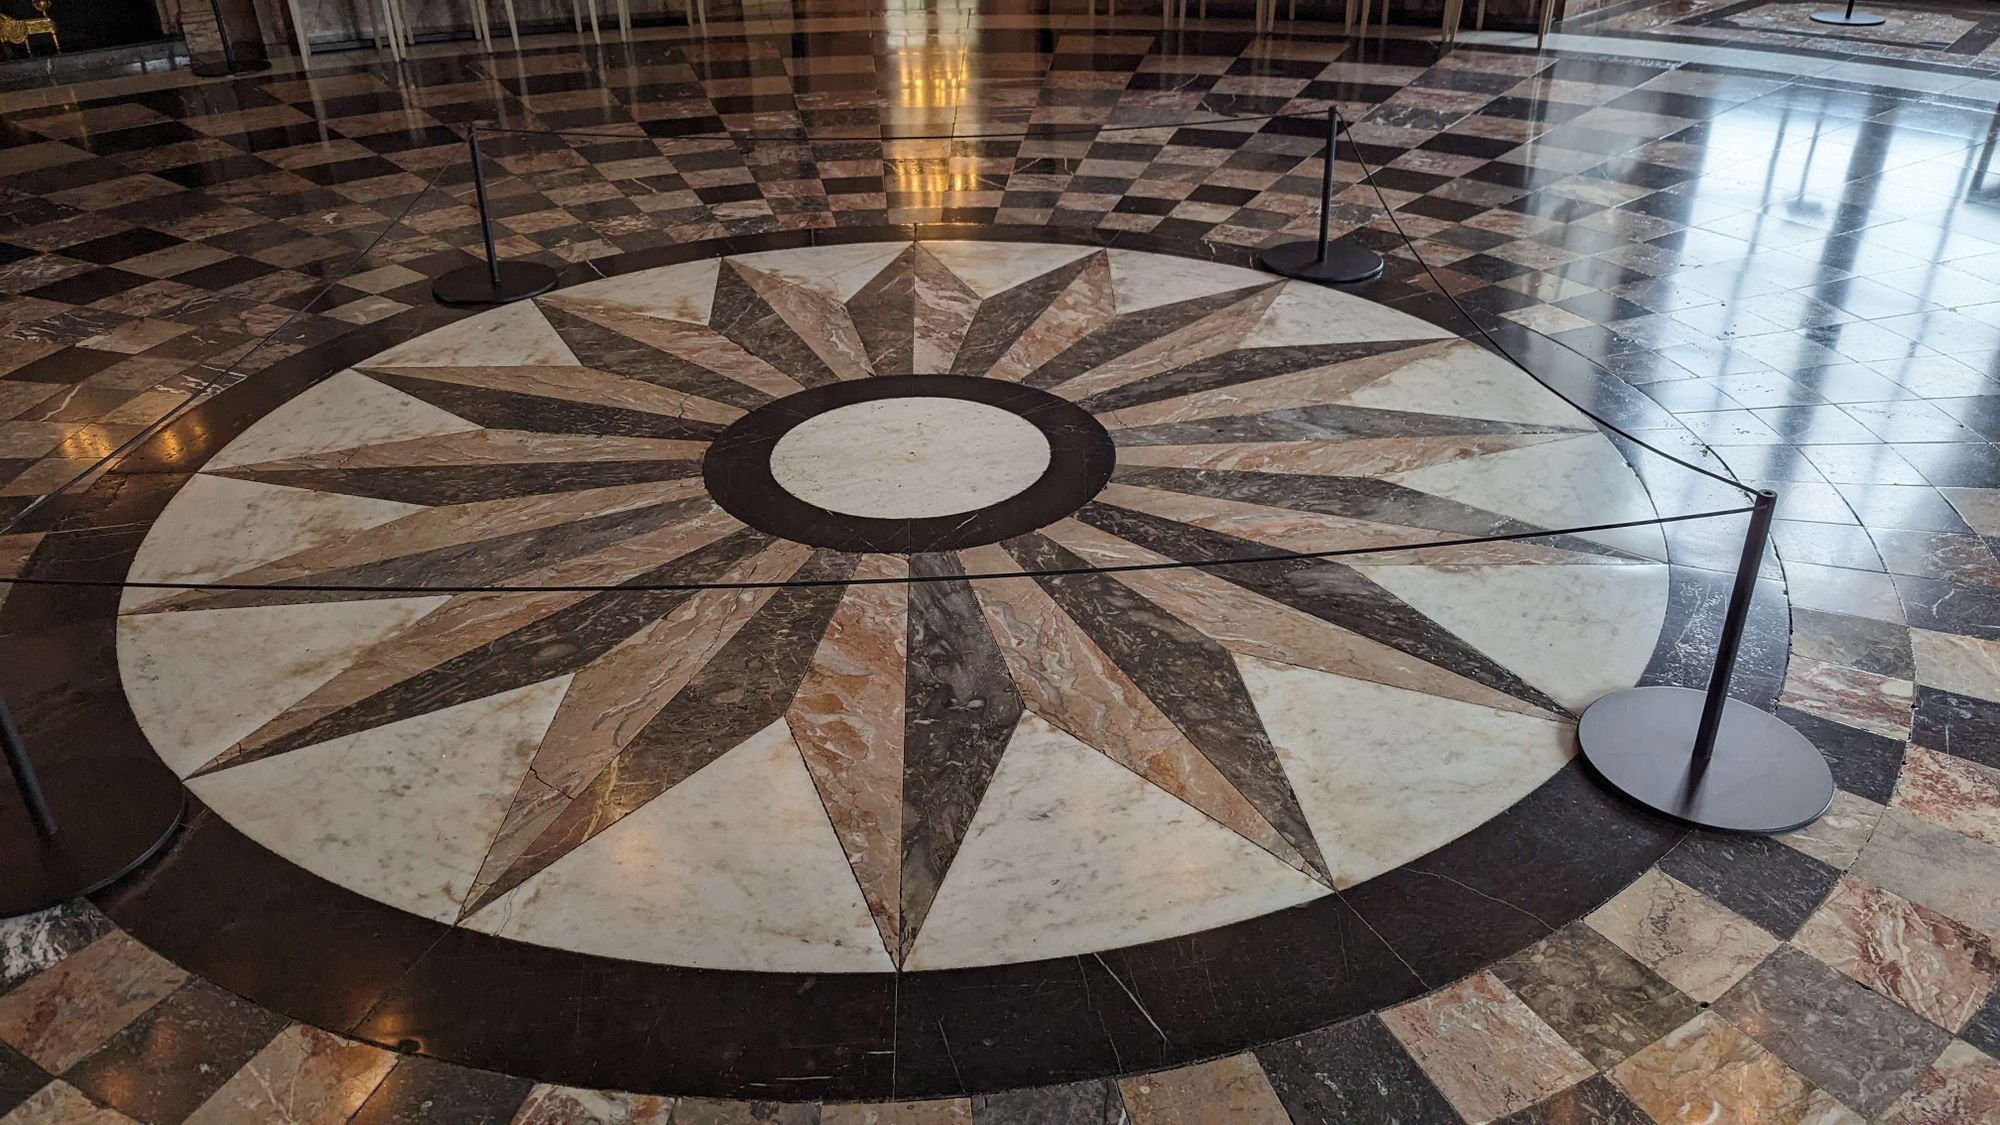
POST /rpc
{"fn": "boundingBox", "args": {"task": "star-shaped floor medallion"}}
[118,240,1672,972]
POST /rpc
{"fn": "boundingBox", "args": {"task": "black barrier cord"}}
[1,506,1752,593]
[1337,108,1759,497]
[464,105,1340,146]
[0,155,464,540]
[0,99,1771,587]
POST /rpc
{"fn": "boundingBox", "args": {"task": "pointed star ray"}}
[909,245,980,374]
[732,261,877,380]
[190,527,781,776]
[959,543,1313,878]
[540,296,808,401]
[784,555,911,956]
[1039,284,1283,402]
[843,244,921,373]
[956,251,1112,381]
[999,531,1333,883]
[1105,470,1645,564]
[1020,281,1277,391]
[1039,517,1564,720]
[895,552,1025,962]
[1072,501,1573,717]
[464,540,818,913]
[537,301,784,411]
[1111,403,1576,447]
[1116,432,1572,478]
[361,367,734,440]
[144,486,723,613]
[705,261,846,387]
[464,549,861,915]
[1077,338,1452,418]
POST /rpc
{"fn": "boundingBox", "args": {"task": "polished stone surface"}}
[1,0,1999,1115]
[106,241,1666,973]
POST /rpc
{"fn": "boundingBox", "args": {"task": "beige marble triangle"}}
[1116,433,1572,477]
[1240,655,1573,889]
[730,241,910,303]
[465,717,896,972]
[236,430,709,471]
[361,365,743,426]
[465,539,814,908]
[122,476,425,612]
[363,302,580,367]
[206,370,481,471]
[1095,340,1460,430]
[1100,481,1438,553]
[138,482,707,609]
[1351,561,1670,713]
[119,597,449,777]
[189,676,572,923]
[986,251,1116,382]
[733,261,875,379]
[1094,482,1599,567]
[547,299,806,399]
[224,589,590,760]
[903,713,1326,970]
[1049,284,1281,403]
[960,545,1308,875]
[1385,433,1665,560]
[1039,518,1558,719]
[922,240,1100,299]
[540,259,720,323]
[1333,340,1596,429]
[786,555,908,956]
[910,245,978,375]
[1239,281,1453,348]
[1104,248,1269,314]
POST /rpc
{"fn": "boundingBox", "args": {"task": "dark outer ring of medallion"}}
[703,375,1115,553]
[0,226,1773,1103]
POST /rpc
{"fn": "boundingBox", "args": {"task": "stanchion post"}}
[0,684,184,919]
[1576,490,1834,834]
[471,130,503,291]
[432,125,561,307]
[1257,107,1385,284]
[1,699,55,838]
[1685,488,1774,786]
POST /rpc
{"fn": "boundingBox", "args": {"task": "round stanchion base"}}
[1810,8,1885,23]
[433,260,561,307]
[1578,686,1834,834]
[1258,238,1385,284]
[1,754,183,918]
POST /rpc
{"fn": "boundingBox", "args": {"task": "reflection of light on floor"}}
[883,8,972,111]
[57,427,122,461]
[889,165,983,205]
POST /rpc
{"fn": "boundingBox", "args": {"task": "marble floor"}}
[1,0,1999,1122]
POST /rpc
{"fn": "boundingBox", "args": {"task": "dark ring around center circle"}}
[703,374,1116,554]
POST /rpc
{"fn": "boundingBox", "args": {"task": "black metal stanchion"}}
[1810,0,1884,26]
[1577,490,1834,834]
[433,128,561,307]
[1259,106,1385,285]
[187,0,273,78]
[1,693,183,918]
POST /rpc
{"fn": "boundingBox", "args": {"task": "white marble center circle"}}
[769,397,1052,519]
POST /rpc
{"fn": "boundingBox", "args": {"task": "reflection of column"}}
[187,0,272,71]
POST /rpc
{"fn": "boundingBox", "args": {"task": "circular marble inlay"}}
[702,374,1115,553]
[113,238,1675,981]
[770,398,1051,519]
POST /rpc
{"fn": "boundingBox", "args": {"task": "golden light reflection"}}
[887,165,986,206]
[882,9,973,111]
